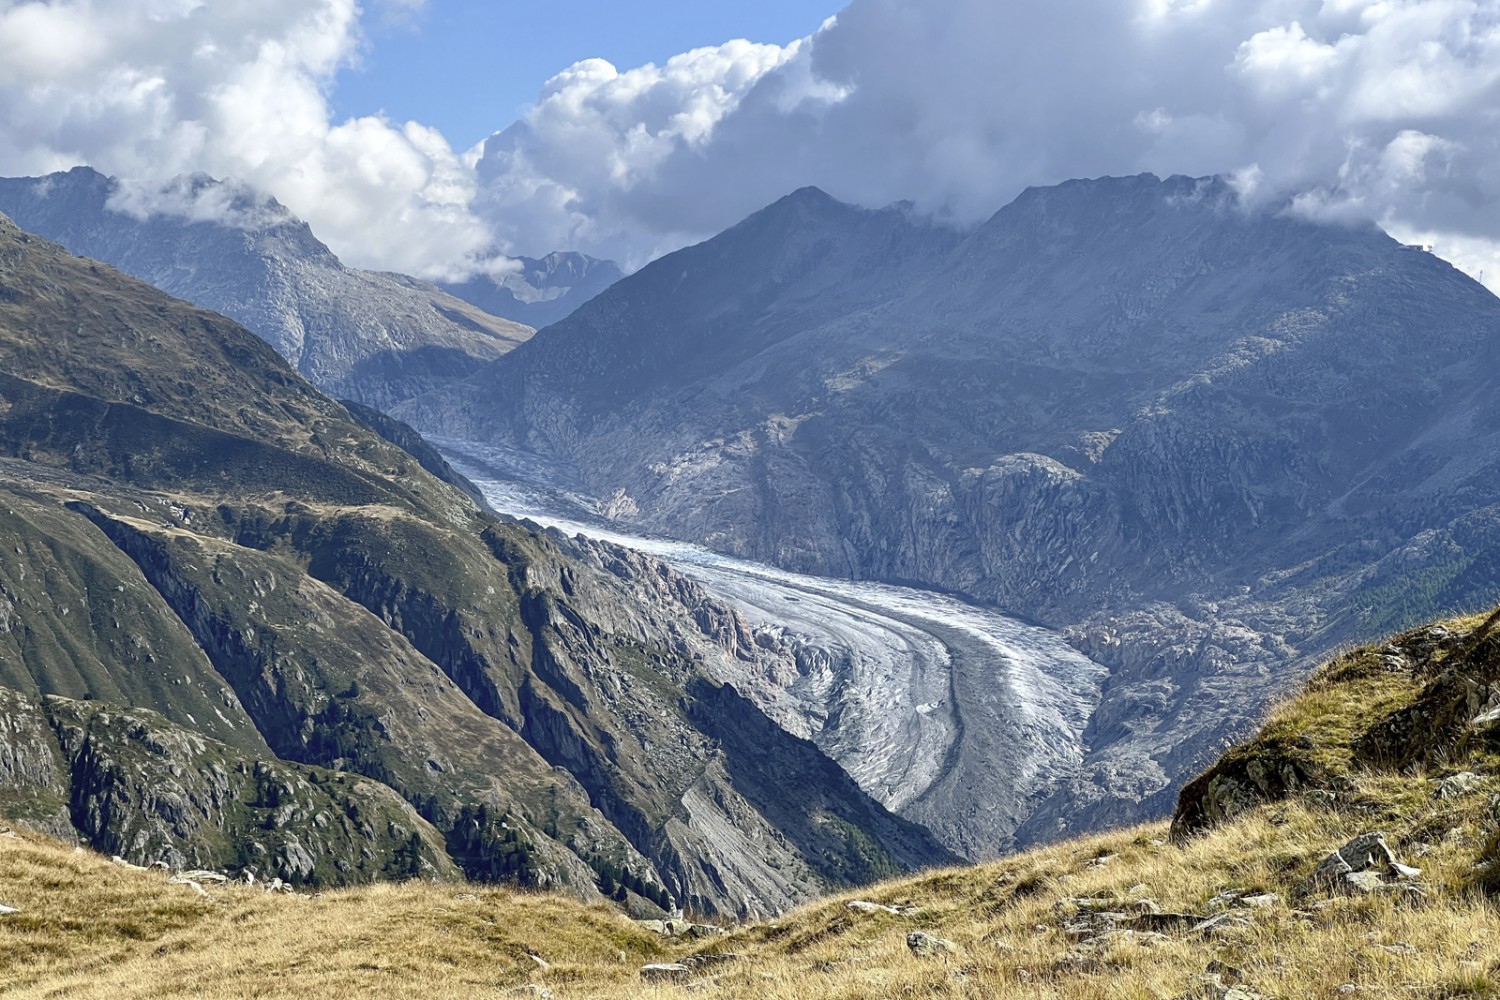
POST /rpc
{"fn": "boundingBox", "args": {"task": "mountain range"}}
[9,164,1500,917]
[0,168,622,407]
[0,209,952,917]
[397,173,1500,836]
[438,251,624,330]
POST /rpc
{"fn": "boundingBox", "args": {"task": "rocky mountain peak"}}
[0,167,532,407]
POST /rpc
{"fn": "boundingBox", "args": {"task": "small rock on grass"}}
[1434,772,1483,800]
[0,903,19,916]
[641,964,693,983]
[847,900,903,915]
[906,931,957,957]
[1205,960,1246,984]
[167,876,209,897]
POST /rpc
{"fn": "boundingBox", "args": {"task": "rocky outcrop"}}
[1,684,454,884]
[0,687,72,838]
[1172,617,1500,843]
[49,694,457,884]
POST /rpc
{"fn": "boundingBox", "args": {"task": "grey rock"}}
[906,931,958,957]
[0,903,19,915]
[640,964,693,983]
[1435,772,1483,799]
[847,899,903,915]
[1342,871,1389,894]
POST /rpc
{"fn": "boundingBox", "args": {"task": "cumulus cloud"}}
[469,0,1500,288]
[0,0,491,279]
[3,0,1500,290]
[472,39,809,264]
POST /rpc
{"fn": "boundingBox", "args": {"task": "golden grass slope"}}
[7,609,1500,999]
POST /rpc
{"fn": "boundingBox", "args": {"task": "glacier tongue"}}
[439,438,1107,859]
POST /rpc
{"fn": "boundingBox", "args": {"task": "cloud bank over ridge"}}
[475,0,1500,281]
[1,0,1498,286]
[0,0,489,278]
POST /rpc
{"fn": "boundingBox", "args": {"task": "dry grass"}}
[8,612,1500,999]
[0,830,667,999]
[5,779,1500,999]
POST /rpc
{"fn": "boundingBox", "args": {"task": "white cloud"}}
[3,0,1500,293]
[0,0,489,279]
[467,0,1500,290]
[472,40,803,264]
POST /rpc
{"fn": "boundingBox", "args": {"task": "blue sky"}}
[332,0,839,149]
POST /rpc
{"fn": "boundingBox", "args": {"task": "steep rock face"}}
[0,684,456,883]
[48,694,457,884]
[439,251,624,331]
[0,687,72,837]
[399,175,1500,835]
[0,211,950,914]
[0,167,532,406]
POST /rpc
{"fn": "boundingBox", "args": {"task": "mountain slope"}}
[0,211,952,915]
[7,606,1500,999]
[0,167,532,407]
[439,250,623,330]
[398,174,1500,839]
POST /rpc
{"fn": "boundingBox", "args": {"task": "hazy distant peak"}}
[436,248,625,329]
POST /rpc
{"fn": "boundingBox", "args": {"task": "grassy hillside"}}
[7,608,1500,998]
